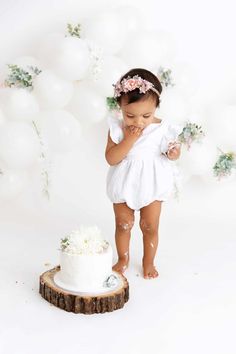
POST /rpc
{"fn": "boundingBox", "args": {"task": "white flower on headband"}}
[113,74,160,98]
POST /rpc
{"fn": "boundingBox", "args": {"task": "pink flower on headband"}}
[113,74,160,98]
[124,78,137,91]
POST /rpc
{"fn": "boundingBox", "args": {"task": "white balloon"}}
[171,61,199,97]
[37,33,64,67]
[0,168,27,199]
[68,82,107,123]
[34,70,74,109]
[178,138,217,177]
[176,165,192,185]
[39,109,82,153]
[54,37,90,81]
[213,70,236,106]
[0,121,40,168]
[2,88,39,121]
[184,103,207,128]
[205,104,236,151]
[0,86,10,102]
[38,34,91,80]
[158,87,189,124]
[0,106,6,125]
[116,6,142,34]
[81,10,126,55]
[120,30,176,70]
[89,55,128,96]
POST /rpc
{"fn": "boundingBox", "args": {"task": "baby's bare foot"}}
[142,259,159,279]
[112,258,129,274]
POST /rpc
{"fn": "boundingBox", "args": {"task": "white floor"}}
[0,178,236,354]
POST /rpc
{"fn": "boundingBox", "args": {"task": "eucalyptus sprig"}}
[213,149,236,180]
[178,121,205,150]
[157,66,175,88]
[4,64,41,90]
[67,23,81,38]
[106,97,120,112]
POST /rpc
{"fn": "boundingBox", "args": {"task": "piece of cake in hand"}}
[54,225,118,293]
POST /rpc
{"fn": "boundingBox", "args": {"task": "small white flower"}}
[60,225,109,255]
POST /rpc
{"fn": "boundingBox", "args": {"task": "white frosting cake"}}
[54,226,118,293]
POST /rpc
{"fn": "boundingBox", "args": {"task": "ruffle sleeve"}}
[107,115,124,144]
[160,122,183,154]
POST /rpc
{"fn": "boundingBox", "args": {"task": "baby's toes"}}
[143,266,159,279]
[152,269,159,278]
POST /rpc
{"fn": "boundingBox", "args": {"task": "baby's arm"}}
[105,126,143,166]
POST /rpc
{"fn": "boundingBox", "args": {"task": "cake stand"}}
[39,265,129,314]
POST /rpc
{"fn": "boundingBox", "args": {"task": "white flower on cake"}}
[60,225,109,255]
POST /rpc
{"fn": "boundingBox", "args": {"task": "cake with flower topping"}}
[54,225,117,293]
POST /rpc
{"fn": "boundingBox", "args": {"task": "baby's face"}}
[120,96,157,129]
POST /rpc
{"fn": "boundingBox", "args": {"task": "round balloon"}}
[50,36,91,81]
[89,55,128,96]
[0,121,40,168]
[158,86,189,124]
[0,106,6,125]
[0,168,28,199]
[2,88,39,121]
[171,61,199,97]
[80,10,126,55]
[34,69,74,109]
[39,109,82,153]
[205,104,236,151]
[178,138,217,177]
[116,6,142,34]
[120,30,176,70]
[68,82,107,123]
[37,33,65,68]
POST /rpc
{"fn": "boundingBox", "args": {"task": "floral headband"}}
[113,74,160,98]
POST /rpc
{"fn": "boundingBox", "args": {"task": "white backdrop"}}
[0,0,236,225]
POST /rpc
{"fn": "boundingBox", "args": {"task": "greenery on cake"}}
[4,64,42,90]
[60,225,109,255]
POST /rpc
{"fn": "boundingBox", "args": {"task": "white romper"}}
[106,115,182,211]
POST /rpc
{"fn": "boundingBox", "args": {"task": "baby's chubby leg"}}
[140,200,162,279]
[112,202,135,274]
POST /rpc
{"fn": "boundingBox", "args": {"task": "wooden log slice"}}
[39,265,129,314]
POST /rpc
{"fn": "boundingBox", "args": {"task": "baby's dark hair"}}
[115,68,162,107]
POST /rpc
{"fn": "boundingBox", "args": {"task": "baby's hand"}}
[166,142,181,160]
[122,124,144,143]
